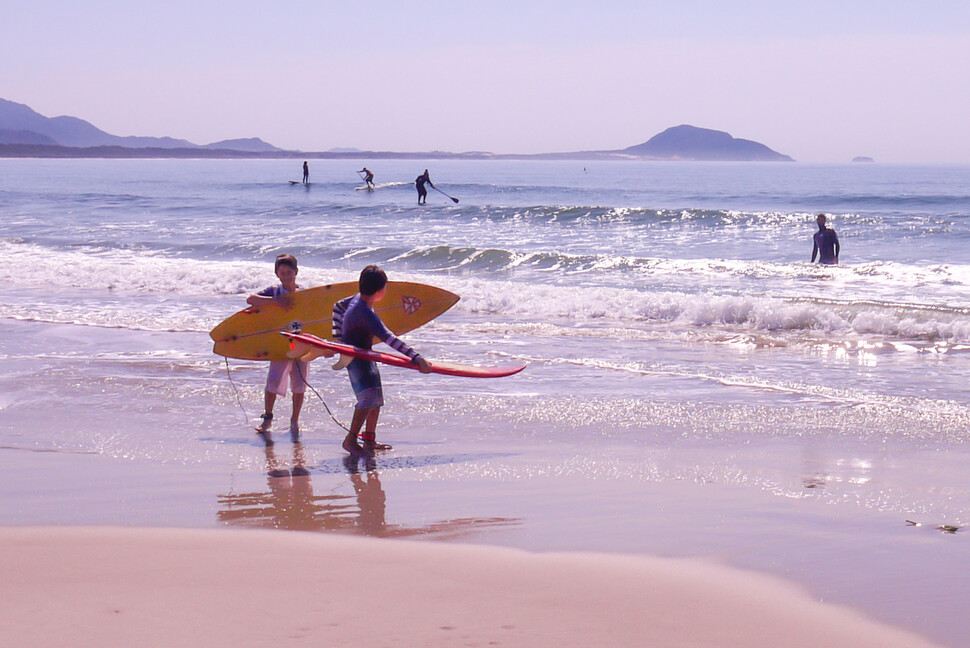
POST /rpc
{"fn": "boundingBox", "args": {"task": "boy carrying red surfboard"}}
[332,265,432,458]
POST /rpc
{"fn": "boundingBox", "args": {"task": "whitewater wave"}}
[3,239,970,345]
[7,237,970,298]
[455,279,970,344]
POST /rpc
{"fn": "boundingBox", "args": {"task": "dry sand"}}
[1,526,942,648]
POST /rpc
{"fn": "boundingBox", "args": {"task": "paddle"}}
[432,185,459,203]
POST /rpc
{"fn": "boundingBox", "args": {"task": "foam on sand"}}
[1,527,942,648]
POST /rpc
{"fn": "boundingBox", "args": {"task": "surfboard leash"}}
[223,356,348,433]
[224,357,250,425]
[295,361,351,433]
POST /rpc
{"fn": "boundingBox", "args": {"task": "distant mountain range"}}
[0,98,281,152]
[0,98,793,161]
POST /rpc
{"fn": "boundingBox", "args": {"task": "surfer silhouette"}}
[332,265,432,458]
[811,213,840,265]
[302,161,309,184]
[359,167,374,188]
[246,254,308,444]
[415,169,433,204]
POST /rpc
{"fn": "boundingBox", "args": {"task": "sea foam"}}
[4,239,970,347]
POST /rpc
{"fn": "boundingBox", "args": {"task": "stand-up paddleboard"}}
[289,181,311,186]
[354,182,406,191]
[211,282,459,361]
[282,332,527,378]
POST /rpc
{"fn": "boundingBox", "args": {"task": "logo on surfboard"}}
[402,295,422,315]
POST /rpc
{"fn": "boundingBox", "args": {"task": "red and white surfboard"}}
[282,332,526,379]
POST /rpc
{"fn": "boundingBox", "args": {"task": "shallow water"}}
[3,157,969,503]
[2,158,969,645]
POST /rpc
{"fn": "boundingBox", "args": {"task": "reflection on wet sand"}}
[800,442,874,491]
[217,445,519,539]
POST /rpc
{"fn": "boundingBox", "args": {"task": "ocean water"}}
[5,157,970,644]
[2,158,970,518]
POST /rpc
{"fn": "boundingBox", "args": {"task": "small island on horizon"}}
[0,97,793,162]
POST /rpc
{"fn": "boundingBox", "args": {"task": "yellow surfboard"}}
[210,281,459,361]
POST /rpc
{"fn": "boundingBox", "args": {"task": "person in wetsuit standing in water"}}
[811,213,840,265]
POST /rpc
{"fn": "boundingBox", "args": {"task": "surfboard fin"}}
[286,341,309,358]
[332,354,353,370]
[287,341,334,361]
[300,350,332,362]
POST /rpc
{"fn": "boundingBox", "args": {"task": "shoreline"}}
[2,312,969,646]
[1,526,944,648]
[3,439,968,647]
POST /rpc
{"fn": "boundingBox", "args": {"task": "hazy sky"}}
[4,1,970,162]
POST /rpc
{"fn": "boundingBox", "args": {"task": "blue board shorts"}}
[347,358,384,409]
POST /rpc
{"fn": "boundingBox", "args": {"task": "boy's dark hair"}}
[274,254,298,273]
[359,265,387,296]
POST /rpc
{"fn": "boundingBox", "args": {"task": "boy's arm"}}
[364,308,422,360]
[247,287,292,309]
[332,297,350,340]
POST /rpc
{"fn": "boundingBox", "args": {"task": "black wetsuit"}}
[415,173,433,204]
[812,227,840,264]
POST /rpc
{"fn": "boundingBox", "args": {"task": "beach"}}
[2,158,970,646]
[3,322,968,648]
[2,526,945,648]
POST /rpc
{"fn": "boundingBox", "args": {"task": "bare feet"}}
[342,434,372,458]
[255,412,273,433]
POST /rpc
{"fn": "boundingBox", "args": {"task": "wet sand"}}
[2,439,968,647]
[2,318,969,646]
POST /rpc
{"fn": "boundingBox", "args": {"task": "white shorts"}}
[265,359,309,396]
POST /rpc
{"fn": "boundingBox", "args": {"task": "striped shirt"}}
[333,294,421,360]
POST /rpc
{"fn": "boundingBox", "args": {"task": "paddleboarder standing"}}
[359,167,374,188]
[302,161,309,184]
[415,169,433,204]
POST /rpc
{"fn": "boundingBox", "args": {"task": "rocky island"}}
[620,125,793,162]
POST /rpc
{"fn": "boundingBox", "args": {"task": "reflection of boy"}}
[352,471,387,536]
[332,265,431,457]
[247,254,308,445]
